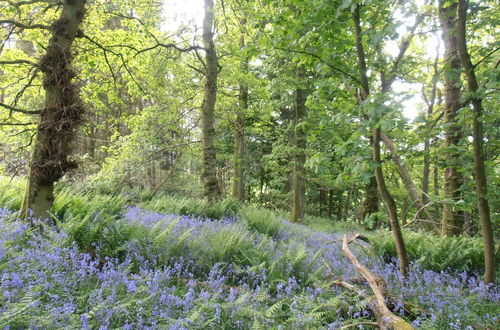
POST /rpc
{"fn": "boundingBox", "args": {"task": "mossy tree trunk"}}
[22,0,87,220]
[439,0,465,236]
[201,0,221,202]
[291,67,307,223]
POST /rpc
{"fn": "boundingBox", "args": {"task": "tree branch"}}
[273,46,361,85]
[0,59,38,67]
[0,19,50,30]
[0,102,42,115]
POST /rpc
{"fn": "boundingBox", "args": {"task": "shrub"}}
[368,230,489,273]
[239,205,283,237]
[140,195,240,219]
[0,176,24,211]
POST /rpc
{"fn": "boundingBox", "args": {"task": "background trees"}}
[1,0,498,283]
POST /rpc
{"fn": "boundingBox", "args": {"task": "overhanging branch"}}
[0,102,42,115]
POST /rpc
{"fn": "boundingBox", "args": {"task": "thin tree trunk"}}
[232,19,247,202]
[319,187,328,217]
[422,52,440,205]
[342,186,354,221]
[457,0,495,284]
[328,188,334,218]
[336,190,343,221]
[373,128,409,277]
[353,4,410,277]
[433,161,440,220]
[438,0,465,235]
[201,0,221,202]
[291,67,307,223]
[22,0,87,220]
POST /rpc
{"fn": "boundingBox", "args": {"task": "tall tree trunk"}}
[422,52,440,205]
[232,18,247,202]
[438,0,465,235]
[22,0,87,220]
[456,0,495,284]
[353,4,410,277]
[291,67,307,223]
[201,0,221,202]
[373,128,409,277]
[353,6,380,225]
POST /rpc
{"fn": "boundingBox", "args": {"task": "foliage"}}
[140,195,240,220]
[0,205,498,329]
[368,230,494,273]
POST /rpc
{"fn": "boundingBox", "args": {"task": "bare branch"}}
[273,46,361,85]
[0,102,42,115]
[0,59,38,67]
[7,0,61,7]
[0,122,35,126]
[0,19,50,30]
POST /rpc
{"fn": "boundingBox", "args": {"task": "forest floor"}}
[0,184,498,328]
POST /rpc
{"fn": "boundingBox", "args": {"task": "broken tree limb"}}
[381,133,438,232]
[339,235,413,330]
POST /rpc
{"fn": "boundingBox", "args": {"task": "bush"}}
[239,205,283,237]
[0,176,24,211]
[140,195,240,219]
[368,230,490,273]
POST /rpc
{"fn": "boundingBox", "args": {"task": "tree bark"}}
[232,18,247,202]
[438,0,465,236]
[22,0,87,220]
[201,0,221,202]
[456,0,495,284]
[291,67,307,223]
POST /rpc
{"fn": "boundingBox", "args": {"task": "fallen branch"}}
[335,235,414,330]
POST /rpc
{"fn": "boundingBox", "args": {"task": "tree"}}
[232,17,248,202]
[19,0,87,219]
[438,0,465,236]
[291,66,308,223]
[456,0,495,284]
[201,0,221,201]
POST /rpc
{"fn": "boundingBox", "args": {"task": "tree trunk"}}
[22,0,87,220]
[342,186,354,221]
[291,67,307,223]
[319,187,328,217]
[201,0,221,202]
[433,162,440,220]
[353,4,409,276]
[232,18,248,202]
[456,0,495,284]
[438,0,465,236]
[422,53,440,205]
[353,5,380,225]
[373,128,409,277]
